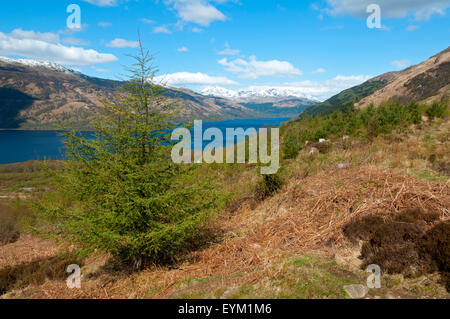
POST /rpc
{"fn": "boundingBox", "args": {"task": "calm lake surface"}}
[0,117,290,164]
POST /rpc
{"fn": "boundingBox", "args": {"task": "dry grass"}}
[0,119,448,299]
[4,165,446,299]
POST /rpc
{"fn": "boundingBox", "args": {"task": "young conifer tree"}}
[37,38,215,268]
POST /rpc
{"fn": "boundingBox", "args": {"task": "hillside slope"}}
[356,47,450,108]
[1,115,448,299]
[0,58,262,129]
[305,47,450,115]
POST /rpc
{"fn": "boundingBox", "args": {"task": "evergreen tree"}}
[36,39,215,268]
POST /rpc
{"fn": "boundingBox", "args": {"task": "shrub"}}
[282,99,442,146]
[426,98,448,119]
[282,133,302,159]
[0,206,20,245]
[255,173,284,200]
[34,40,216,267]
[309,141,332,154]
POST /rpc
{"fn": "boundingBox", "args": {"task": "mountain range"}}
[0,57,265,129]
[200,86,320,103]
[305,47,449,115]
[200,86,319,118]
[1,46,448,129]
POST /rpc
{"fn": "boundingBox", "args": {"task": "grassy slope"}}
[0,110,449,299]
[303,80,388,116]
[240,102,311,118]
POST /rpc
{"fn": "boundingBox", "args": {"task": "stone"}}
[343,284,369,299]
[220,288,236,299]
[309,147,318,155]
[337,162,349,169]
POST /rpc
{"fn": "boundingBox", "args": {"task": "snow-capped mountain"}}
[200,86,321,103]
[0,57,263,129]
[0,56,80,74]
[200,86,238,99]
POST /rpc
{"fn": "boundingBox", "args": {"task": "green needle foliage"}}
[282,132,302,159]
[34,39,216,267]
[283,98,448,144]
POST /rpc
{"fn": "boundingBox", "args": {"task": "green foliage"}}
[304,80,388,116]
[284,99,448,147]
[282,133,302,159]
[256,173,284,200]
[34,40,216,266]
[426,98,449,119]
[240,102,311,117]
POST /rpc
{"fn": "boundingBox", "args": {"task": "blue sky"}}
[0,0,449,100]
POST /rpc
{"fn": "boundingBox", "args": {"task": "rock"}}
[22,187,34,192]
[343,284,369,299]
[319,138,327,143]
[343,135,350,140]
[337,162,349,169]
[220,288,236,299]
[309,147,318,155]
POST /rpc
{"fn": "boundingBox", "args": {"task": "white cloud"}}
[218,56,302,79]
[0,29,117,66]
[98,22,112,27]
[155,72,239,86]
[141,18,155,24]
[106,38,139,48]
[153,26,172,34]
[164,0,230,26]
[333,75,371,82]
[94,68,110,72]
[391,59,411,69]
[311,3,320,11]
[177,46,189,52]
[10,28,59,44]
[62,37,89,46]
[218,42,240,55]
[191,27,204,32]
[312,68,326,74]
[326,0,449,21]
[406,25,419,32]
[82,0,118,6]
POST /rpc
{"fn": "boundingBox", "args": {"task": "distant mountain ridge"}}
[305,47,450,115]
[0,57,81,75]
[200,86,320,103]
[200,86,319,118]
[0,57,264,129]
